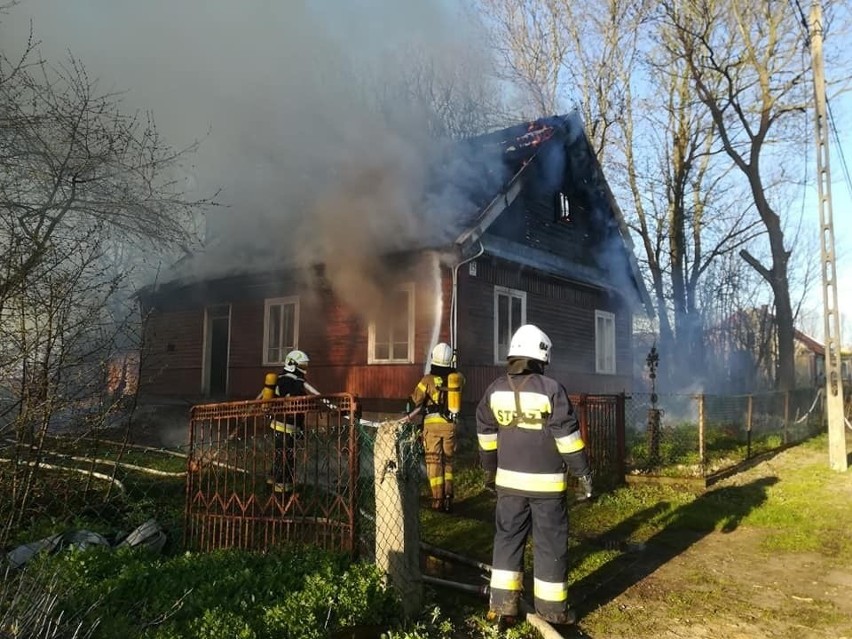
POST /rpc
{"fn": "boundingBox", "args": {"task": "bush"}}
[16,545,400,639]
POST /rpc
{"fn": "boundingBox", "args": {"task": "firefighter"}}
[408,342,465,513]
[263,349,320,495]
[476,324,593,627]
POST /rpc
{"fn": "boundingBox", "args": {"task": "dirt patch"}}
[574,442,852,639]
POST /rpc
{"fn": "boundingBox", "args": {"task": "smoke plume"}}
[0,0,502,315]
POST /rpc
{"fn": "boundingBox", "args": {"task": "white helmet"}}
[430,342,454,367]
[507,324,551,363]
[283,349,310,373]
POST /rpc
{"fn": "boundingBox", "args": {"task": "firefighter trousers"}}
[489,493,570,620]
[422,420,455,504]
[271,431,296,492]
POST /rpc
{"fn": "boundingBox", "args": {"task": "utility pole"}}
[808,0,848,471]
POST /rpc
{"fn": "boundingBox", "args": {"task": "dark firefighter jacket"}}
[476,371,591,497]
[269,370,309,434]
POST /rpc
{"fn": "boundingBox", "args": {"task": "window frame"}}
[262,296,300,367]
[557,191,571,221]
[493,286,527,364]
[368,283,415,364]
[595,309,616,375]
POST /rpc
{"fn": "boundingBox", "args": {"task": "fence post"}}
[783,391,790,445]
[616,393,626,481]
[373,420,421,617]
[746,394,753,459]
[697,394,706,472]
[578,394,589,443]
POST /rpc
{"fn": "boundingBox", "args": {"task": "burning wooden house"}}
[138,113,651,415]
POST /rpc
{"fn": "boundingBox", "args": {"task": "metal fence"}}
[624,388,825,478]
[184,394,359,554]
[572,393,625,486]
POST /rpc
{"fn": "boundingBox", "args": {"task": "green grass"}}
[419,433,852,636]
[1,437,189,549]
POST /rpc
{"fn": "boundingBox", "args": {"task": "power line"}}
[791,0,811,43]
[789,0,852,204]
[827,99,852,202]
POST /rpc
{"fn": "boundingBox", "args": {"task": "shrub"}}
[19,545,400,639]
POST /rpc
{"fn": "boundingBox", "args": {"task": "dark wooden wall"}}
[455,255,633,400]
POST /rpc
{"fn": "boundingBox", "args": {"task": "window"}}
[494,286,527,363]
[263,297,299,366]
[557,192,572,221]
[368,284,414,364]
[595,310,616,375]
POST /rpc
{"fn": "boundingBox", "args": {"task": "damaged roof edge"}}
[454,171,525,249]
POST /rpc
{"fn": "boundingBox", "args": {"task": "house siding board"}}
[139,251,448,403]
[141,309,204,396]
[454,256,632,398]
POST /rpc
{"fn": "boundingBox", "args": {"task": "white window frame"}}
[368,283,415,364]
[558,192,571,220]
[262,296,300,366]
[494,286,527,364]
[595,309,616,375]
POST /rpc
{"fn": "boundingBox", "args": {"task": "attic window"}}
[557,192,572,222]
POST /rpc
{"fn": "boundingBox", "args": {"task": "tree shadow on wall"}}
[569,476,779,628]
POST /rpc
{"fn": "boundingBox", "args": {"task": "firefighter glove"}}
[484,470,497,494]
[579,474,593,499]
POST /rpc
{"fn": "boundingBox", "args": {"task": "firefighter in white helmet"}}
[476,324,592,627]
[263,349,320,495]
[407,342,465,512]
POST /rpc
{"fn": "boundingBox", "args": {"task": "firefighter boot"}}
[442,495,453,513]
[485,610,518,631]
[488,589,520,627]
[538,608,577,626]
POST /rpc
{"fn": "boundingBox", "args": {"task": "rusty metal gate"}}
[572,393,625,483]
[185,393,359,554]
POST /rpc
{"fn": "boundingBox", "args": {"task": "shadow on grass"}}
[571,475,780,622]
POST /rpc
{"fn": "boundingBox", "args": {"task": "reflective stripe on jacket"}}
[476,372,591,497]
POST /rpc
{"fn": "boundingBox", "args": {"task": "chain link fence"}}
[625,388,825,478]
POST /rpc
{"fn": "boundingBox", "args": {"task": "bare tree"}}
[660,0,818,390]
[477,0,766,389]
[0,37,208,543]
[363,45,509,140]
[0,48,207,306]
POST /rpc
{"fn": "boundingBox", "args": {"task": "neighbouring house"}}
[706,305,852,392]
[137,114,652,416]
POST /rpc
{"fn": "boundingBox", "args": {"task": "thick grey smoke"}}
[0,0,501,314]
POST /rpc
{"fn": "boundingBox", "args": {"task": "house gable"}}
[453,114,651,313]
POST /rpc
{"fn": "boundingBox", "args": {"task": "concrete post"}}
[373,420,422,617]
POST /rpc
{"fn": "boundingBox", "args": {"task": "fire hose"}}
[419,542,568,639]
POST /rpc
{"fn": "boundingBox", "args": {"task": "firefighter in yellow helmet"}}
[263,349,320,495]
[407,342,465,512]
[476,324,592,627]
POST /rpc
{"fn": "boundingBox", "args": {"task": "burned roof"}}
[150,112,649,312]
